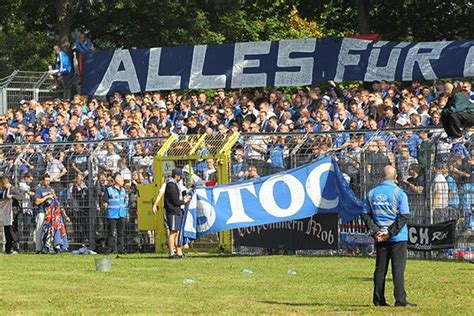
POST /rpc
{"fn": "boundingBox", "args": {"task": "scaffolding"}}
[137,132,240,253]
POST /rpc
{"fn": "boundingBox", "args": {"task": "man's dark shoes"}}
[374,302,390,307]
[395,302,417,307]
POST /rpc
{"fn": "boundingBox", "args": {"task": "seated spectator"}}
[48,45,72,90]
[441,82,474,139]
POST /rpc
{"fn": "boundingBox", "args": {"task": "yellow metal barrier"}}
[137,133,240,253]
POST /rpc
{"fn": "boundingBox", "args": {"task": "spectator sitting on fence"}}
[441,82,474,141]
[48,45,72,91]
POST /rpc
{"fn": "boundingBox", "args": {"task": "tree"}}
[355,0,370,34]
[0,0,472,78]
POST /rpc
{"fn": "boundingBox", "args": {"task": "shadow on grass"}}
[113,253,235,260]
[348,276,392,282]
[259,300,371,308]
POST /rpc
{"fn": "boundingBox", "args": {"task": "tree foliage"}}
[0,0,472,78]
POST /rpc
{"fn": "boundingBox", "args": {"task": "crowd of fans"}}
[0,78,473,251]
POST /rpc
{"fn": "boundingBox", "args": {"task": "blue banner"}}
[182,156,364,240]
[82,37,474,96]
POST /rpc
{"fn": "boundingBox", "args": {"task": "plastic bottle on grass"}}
[287,269,297,276]
[183,279,195,285]
[242,269,253,275]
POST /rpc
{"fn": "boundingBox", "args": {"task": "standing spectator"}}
[74,32,93,78]
[431,165,449,222]
[267,136,285,174]
[231,148,249,181]
[366,141,389,187]
[246,165,260,179]
[102,143,121,174]
[203,159,217,182]
[18,173,35,249]
[416,130,435,171]
[446,166,460,212]
[69,143,89,180]
[104,174,128,254]
[396,146,417,182]
[400,164,425,221]
[34,175,55,254]
[67,174,89,242]
[164,168,191,258]
[45,150,67,193]
[0,176,23,254]
[460,183,474,231]
[19,173,35,215]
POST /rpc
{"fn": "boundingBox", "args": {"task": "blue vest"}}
[364,180,410,242]
[106,186,128,219]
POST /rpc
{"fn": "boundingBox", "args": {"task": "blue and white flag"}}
[182,156,364,240]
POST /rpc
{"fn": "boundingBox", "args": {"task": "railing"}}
[0,128,472,255]
[0,70,80,113]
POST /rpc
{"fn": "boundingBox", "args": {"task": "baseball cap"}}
[175,121,183,128]
[322,95,330,101]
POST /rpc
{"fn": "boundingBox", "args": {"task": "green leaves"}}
[0,0,472,78]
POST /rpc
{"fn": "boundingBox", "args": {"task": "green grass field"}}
[0,254,472,314]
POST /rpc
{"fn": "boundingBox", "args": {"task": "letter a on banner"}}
[96,50,141,95]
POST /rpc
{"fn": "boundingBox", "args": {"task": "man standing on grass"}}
[164,168,190,258]
[362,165,416,307]
[104,174,128,254]
[0,176,23,254]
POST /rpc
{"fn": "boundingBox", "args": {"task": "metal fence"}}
[0,128,473,255]
[0,70,79,113]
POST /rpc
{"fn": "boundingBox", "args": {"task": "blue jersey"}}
[363,180,410,242]
[447,176,459,207]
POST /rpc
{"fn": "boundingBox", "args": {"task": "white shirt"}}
[105,154,121,173]
[432,173,448,209]
[47,158,66,181]
[19,181,32,210]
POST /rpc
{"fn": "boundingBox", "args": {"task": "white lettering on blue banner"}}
[82,38,474,96]
[182,156,364,240]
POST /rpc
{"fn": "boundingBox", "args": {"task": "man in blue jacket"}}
[104,174,128,254]
[48,45,72,90]
[362,165,416,307]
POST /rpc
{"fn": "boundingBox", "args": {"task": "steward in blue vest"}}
[362,165,416,308]
[104,174,128,254]
[106,185,128,219]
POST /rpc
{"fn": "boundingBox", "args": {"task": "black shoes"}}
[395,302,417,307]
[375,301,417,307]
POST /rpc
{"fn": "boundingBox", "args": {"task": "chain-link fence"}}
[1,128,473,256]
